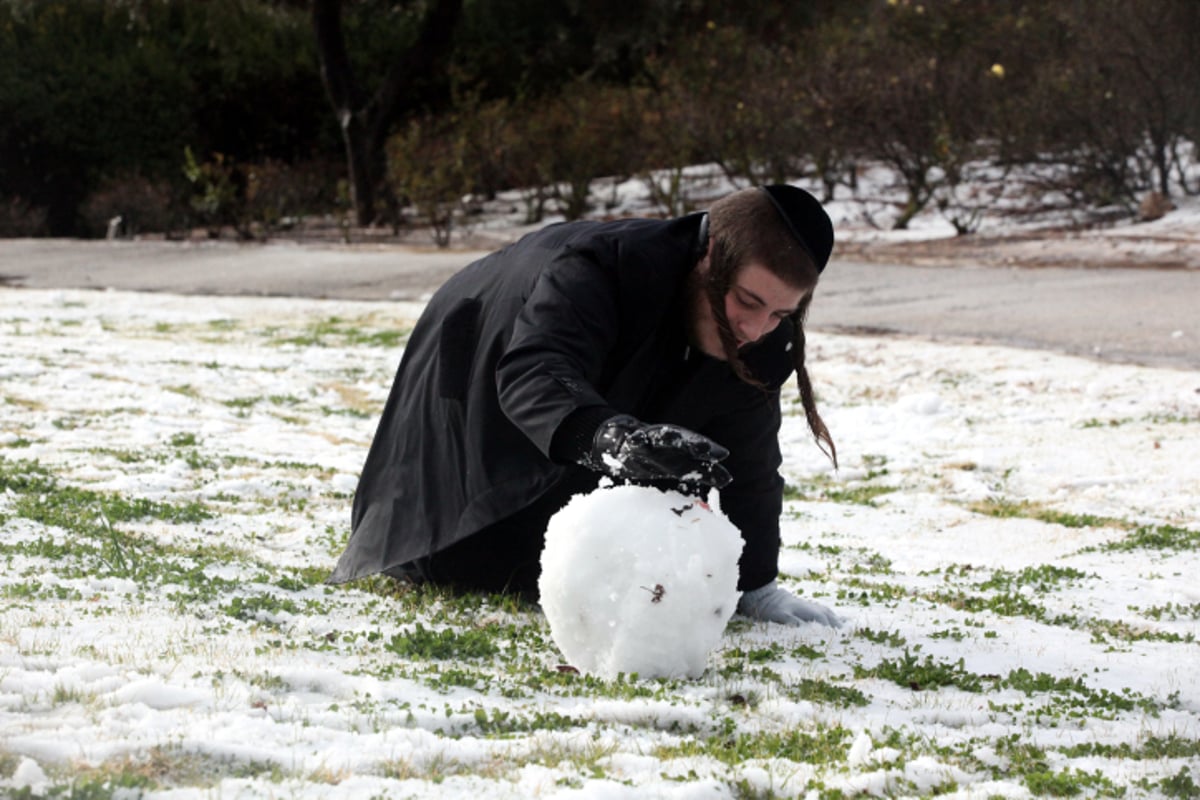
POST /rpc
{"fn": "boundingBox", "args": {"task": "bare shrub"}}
[387,114,473,247]
[1002,1,1200,210]
[1137,191,1174,222]
[651,25,804,191]
[627,83,706,216]
[244,159,343,234]
[503,81,642,222]
[79,173,185,239]
[836,1,1007,230]
[0,196,49,237]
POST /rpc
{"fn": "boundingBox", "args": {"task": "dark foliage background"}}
[1,0,1198,238]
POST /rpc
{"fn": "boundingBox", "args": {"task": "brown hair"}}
[703,188,837,467]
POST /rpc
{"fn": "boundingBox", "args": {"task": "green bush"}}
[0,0,325,236]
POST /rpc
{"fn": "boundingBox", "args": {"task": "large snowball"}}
[538,485,743,679]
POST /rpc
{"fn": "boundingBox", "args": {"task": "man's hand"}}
[737,580,842,628]
[589,415,732,489]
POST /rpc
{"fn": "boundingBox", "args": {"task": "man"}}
[329,185,842,628]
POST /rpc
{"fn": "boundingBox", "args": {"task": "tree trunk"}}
[311,0,462,227]
[342,113,375,227]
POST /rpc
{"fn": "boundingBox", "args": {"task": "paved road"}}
[2,238,1197,371]
[809,260,1199,371]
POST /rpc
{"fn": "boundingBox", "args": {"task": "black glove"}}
[588,415,733,489]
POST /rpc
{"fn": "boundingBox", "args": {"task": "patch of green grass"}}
[267,394,303,406]
[223,396,260,415]
[319,405,371,419]
[14,480,212,532]
[862,453,888,471]
[470,706,584,735]
[1024,768,1126,798]
[1079,417,1132,429]
[927,579,1192,645]
[386,623,500,660]
[969,497,1123,530]
[837,577,911,607]
[856,649,990,692]
[782,482,814,501]
[88,447,149,464]
[927,587,1051,620]
[785,678,869,708]
[1158,766,1199,799]
[823,484,896,507]
[0,457,295,611]
[222,593,302,622]
[975,564,1092,593]
[5,394,45,411]
[998,667,1166,717]
[782,472,836,502]
[3,751,167,800]
[348,328,411,348]
[165,570,243,610]
[1132,601,1200,621]
[275,566,330,591]
[270,316,411,349]
[1100,523,1199,552]
[1062,733,1200,760]
[1086,617,1194,645]
[849,551,895,575]
[856,627,907,648]
[790,642,826,660]
[930,627,968,641]
[1,580,83,601]
[1145,412,1200,424]
[0,535,90,565]
[726,643,785,663]
[659,724,853,767]
[787,541,844,557]
[508,662,683,701]
[1081,413,1199,428]
[0,456,55,494]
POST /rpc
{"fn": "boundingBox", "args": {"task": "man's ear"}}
[693,212,710,265]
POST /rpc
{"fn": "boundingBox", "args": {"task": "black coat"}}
[329,213,794,590]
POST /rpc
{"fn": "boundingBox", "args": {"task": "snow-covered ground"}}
[2,282,1197,798]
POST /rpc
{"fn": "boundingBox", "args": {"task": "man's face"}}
[690,258,809,360]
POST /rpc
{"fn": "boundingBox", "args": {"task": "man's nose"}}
[741,311,774,343]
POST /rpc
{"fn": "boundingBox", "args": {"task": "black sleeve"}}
[705,389,785,592]
[549,406,617,464]
[495,245,622,457]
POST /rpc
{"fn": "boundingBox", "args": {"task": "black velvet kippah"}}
[759,184,834,273]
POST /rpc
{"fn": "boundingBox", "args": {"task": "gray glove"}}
[737,580,842,628]
[589,414,733,489]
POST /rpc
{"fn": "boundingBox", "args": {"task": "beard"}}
[686,243,764,388]
[702,239,744,364]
